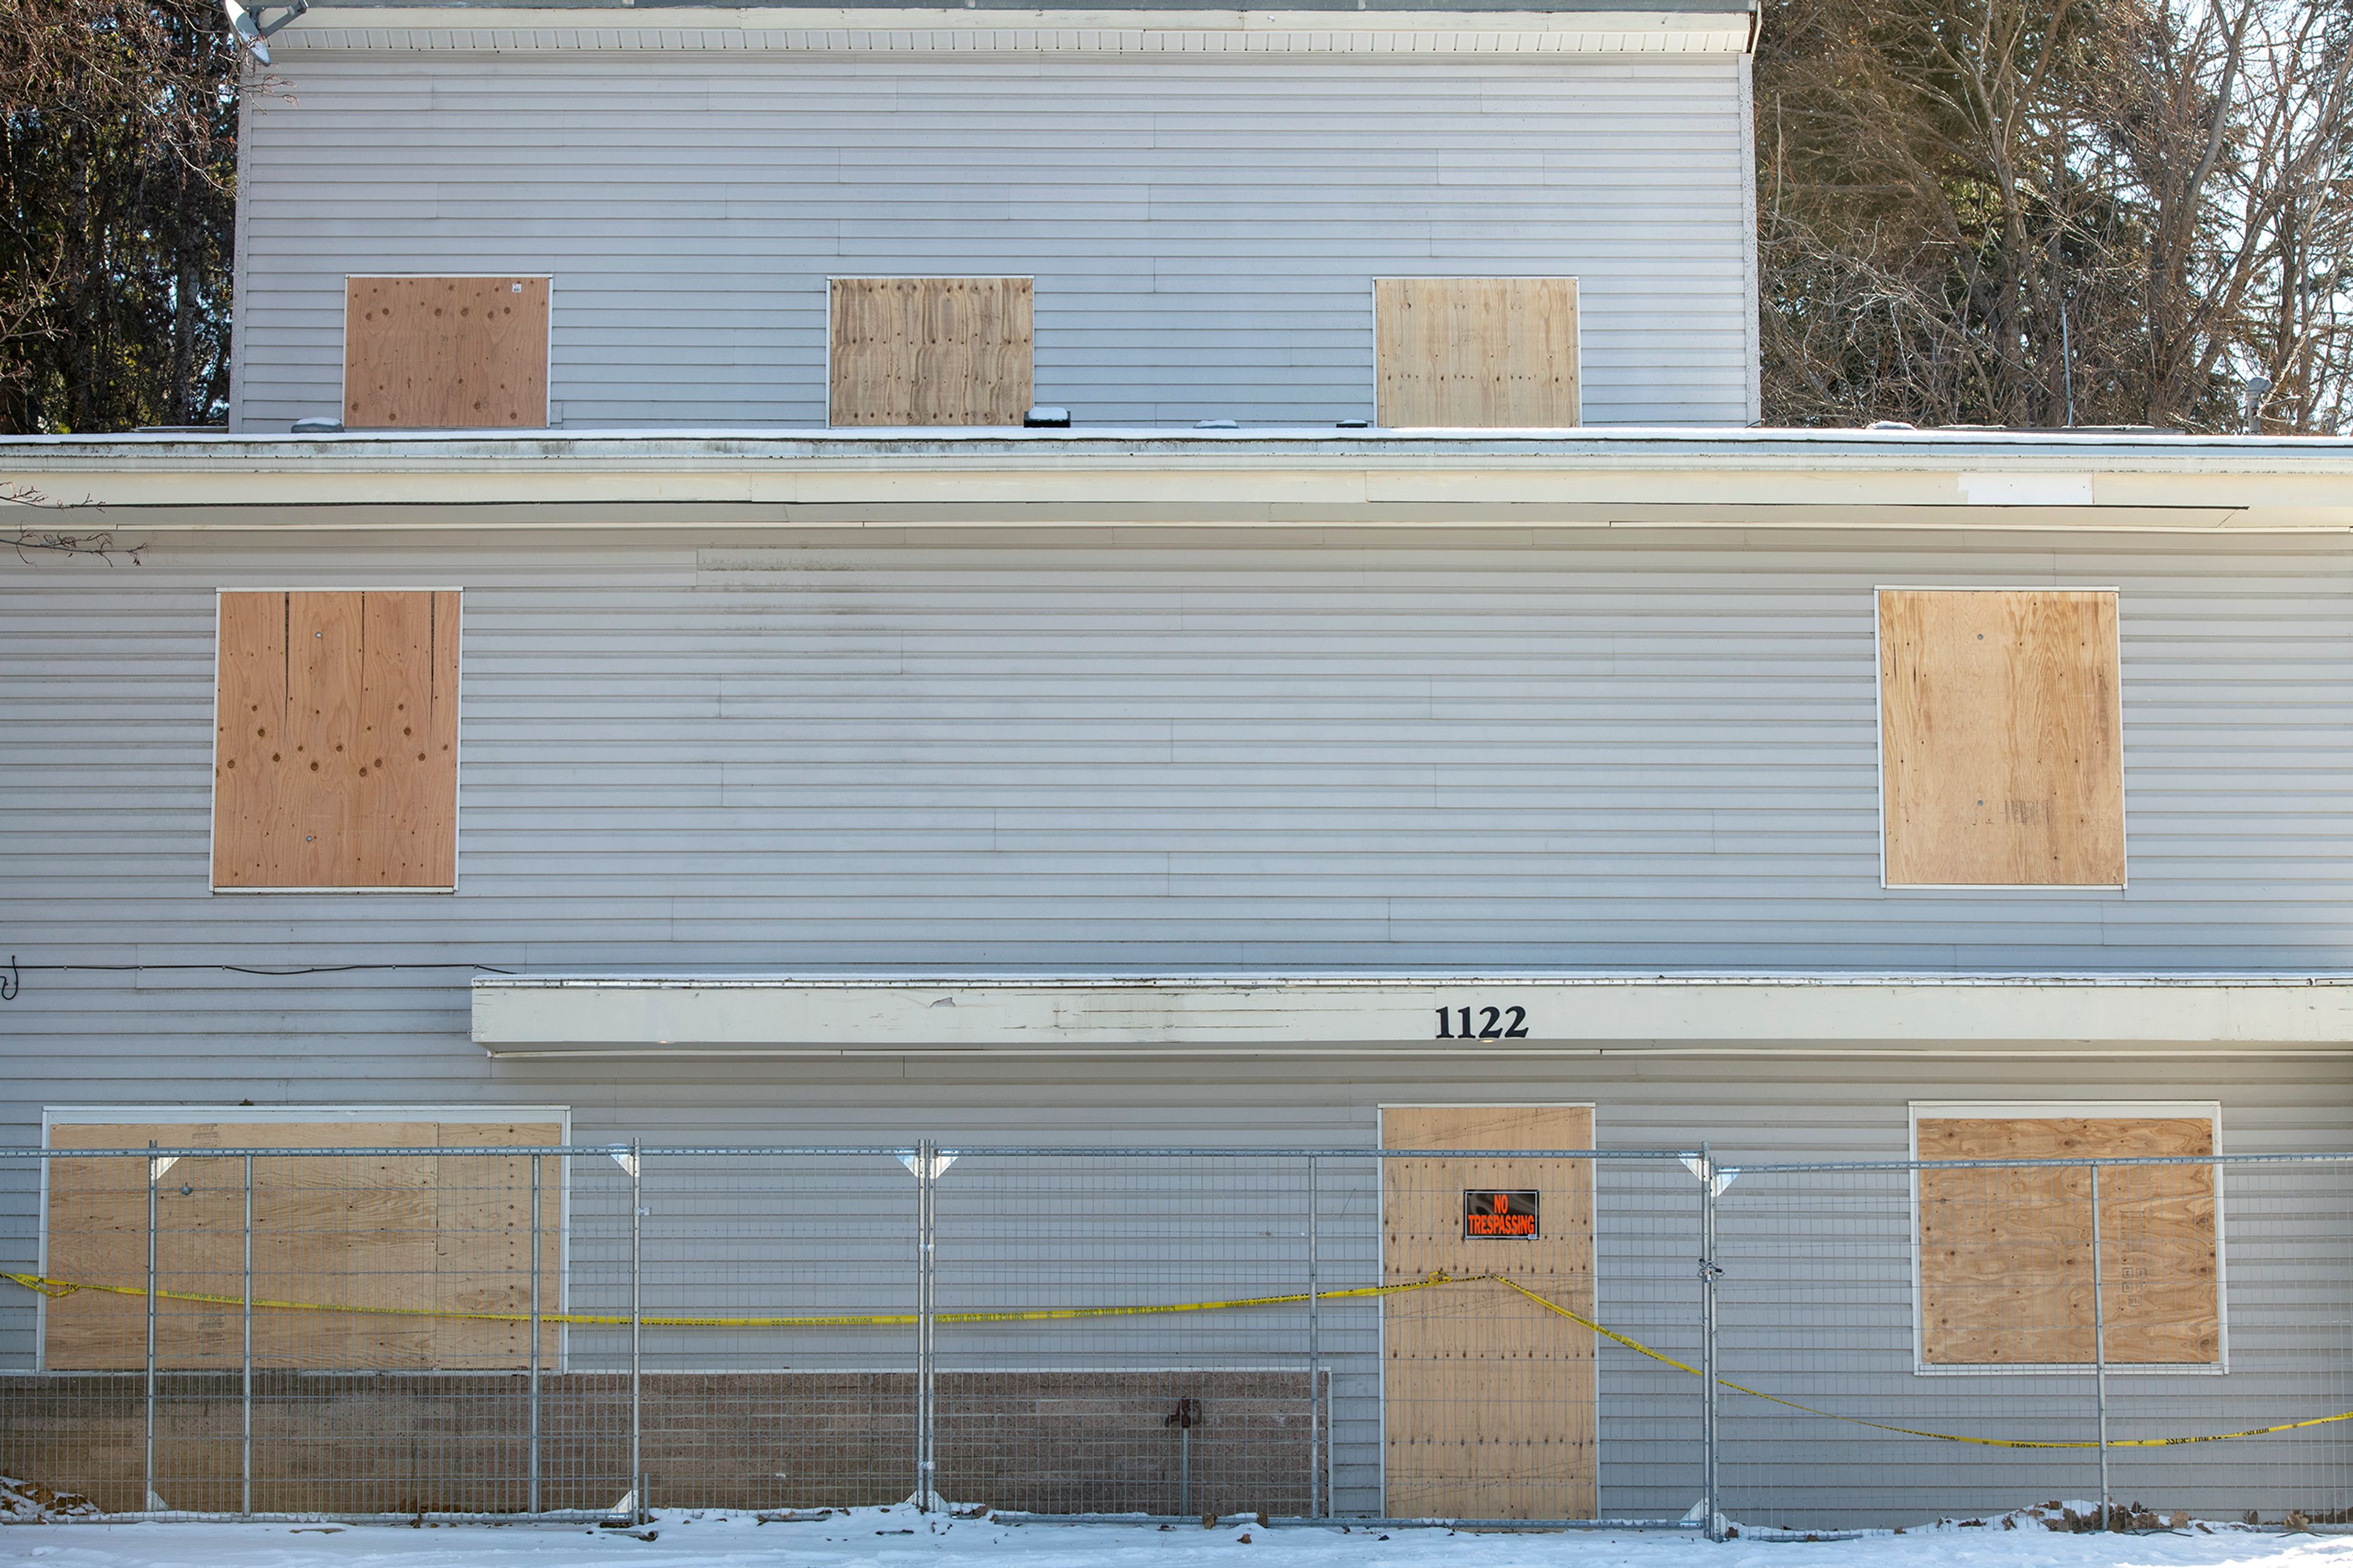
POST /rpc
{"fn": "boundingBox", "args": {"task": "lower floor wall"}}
[6,1047,2352,1528]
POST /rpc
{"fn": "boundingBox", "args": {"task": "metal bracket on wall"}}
[1680,1154,1737,1197]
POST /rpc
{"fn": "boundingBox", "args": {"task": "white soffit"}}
[273,7,1756,54]
[471,975,2353,1055]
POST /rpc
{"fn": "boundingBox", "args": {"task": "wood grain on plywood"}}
[829,277,1033,426]
[344,277,548,430]
[1375,278,1580,428]
[1917,1116,2218,1366]
[44,1121,562,1371]
[1880,589,2125,886]
[212,591,290,887]
[212,591,457,889]
[354,589,459,888]
[287,589,363,888]
[1382,1105,1595,1521]
[431,1121,562,1369]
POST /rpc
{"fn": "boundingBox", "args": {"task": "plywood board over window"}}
[1914,1109,2221,1370]
[1381,1105,1596,1521]
[41,1116,564,1371]
[344,276,548,429]
[1374,278,1580,428]
[213,589,459,890]
[1879,588,2125,887]
[830,276,1033,426]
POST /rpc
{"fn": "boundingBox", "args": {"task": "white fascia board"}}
[470,975,2353,1055]
[275,8,1755,55]
[11,433,2353,529]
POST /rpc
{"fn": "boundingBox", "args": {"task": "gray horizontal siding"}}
[230,54,1754,430]
[5,527,2353,985]
[4,1059,2348,1525]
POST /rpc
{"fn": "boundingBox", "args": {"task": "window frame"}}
[207,586,464,894]
[1907,1100,2227,1377]
[1874,585,2129,892]
[37,1104,572,1374]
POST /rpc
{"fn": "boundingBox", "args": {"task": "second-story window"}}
[1374,277,1582,428]
[212,589,460,891]
[343,276,550,430]
[828,276,1034,426]
[1877,586,2126,887]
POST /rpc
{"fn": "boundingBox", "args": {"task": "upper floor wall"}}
[6,515,2353,977]
[229,7,1760,431]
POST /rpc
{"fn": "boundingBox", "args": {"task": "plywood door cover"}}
[1382,1106,1597,1520]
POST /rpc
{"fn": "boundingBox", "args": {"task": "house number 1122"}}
[1435,1006,1530,1039]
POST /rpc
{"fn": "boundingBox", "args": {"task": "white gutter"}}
[471,974,2353,1055]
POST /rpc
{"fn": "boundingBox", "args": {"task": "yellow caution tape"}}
[12,1267,2347,1451]
[1,1269,1442,1331]
[1483,1273,2353,1451]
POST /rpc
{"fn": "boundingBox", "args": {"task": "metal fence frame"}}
[6,1141,2351,1535]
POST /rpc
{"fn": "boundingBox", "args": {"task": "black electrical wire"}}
[0,956,517,999]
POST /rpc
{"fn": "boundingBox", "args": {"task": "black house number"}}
[1434,1005,1530,1040]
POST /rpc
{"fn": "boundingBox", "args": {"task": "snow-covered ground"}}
[4,1507,2351,1568]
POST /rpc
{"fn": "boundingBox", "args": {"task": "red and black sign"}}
[1463,1189,1540,1239]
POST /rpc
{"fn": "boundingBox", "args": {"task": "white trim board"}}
[469,975,2353,1054]
[272,9,1757,57]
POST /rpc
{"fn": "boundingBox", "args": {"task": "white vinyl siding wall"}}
[230,53,1754,430]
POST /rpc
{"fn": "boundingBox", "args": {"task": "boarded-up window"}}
[828,277,1033,426]
[213,589,459,890]
[1916,1112,2220,1368]
[42,1118,563,1371]
[344,276,549,430]
[1879,588,2125,887]
[1374,278,1580,428]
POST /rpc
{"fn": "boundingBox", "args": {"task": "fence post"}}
[629,1139,643,1523]
[1699,1142,1721,1543]
[2090,1162,2110,1530]
[529,1151,542,1517]
[1308,1152,1320,1521]
[241,1152,254,1518]
[914,1138,939,1513]
[145,1142,158,1517]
